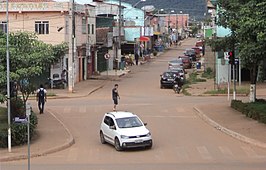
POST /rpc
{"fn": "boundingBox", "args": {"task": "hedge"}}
[231,99,266,124]
[0,97,38,148]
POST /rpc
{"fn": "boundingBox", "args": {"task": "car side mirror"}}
[144,123,147,126]
[110,125,116,130]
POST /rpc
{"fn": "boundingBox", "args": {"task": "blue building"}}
[105,0,145,42]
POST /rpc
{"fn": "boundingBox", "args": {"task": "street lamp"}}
[133,0,146,7]
[5,0,11,153]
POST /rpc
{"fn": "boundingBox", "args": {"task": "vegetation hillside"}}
[127,0,207,20]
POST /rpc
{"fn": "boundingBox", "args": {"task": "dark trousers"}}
[38,100,45,113]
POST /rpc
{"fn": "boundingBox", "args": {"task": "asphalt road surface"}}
[1,38,266,170]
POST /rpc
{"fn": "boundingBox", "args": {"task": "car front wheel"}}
[146,141,153,149]
[100,131,106,144]
[114,137,122,151]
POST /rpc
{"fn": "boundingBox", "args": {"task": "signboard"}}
[224,52,229,61]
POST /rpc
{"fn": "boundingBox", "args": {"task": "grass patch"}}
[202,67,214,79]
[187,72,206,84]
[0,107,7,131]
[231,99,266,124]
[204,87,250,95]
[24,92,56,98]
[181,84,191,96]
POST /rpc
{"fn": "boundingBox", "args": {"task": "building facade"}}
[0,0,97,87]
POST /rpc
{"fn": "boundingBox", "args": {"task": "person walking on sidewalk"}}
[36,84,47,114]
[112,84,120,111]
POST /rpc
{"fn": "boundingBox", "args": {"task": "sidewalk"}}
[1,45,266,162]
[0,70,127,162]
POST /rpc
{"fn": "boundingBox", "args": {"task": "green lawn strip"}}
[181,84,191,96]
[204,87,250,95]
[18,92,56,99]
[0,107,7,131]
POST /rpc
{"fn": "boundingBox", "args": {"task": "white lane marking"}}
[219,146,234,158]
[143,115,197,118]
[79,106,86,113]
[197,146,213,160]
[241,146,259,158]
[67,147,78,161]
[63,107,71,113]
[175,146,189,161]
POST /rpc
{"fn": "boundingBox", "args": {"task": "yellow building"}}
[0,0,96,83]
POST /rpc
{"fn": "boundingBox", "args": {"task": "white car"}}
[100,111,153,151]
[168,59,184,70]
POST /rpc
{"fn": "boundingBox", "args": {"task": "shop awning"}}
[154,32,161,35]
[139,36,150,42]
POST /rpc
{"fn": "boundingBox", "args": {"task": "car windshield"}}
[163,72,176,77]
[116,117,143,128]
[169,59,183,64]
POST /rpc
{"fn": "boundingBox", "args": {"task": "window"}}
[91,24,94,34]
[82,18,86,34]
[0,21,7,33]
[35,21,49,34]
[87,24,90,34]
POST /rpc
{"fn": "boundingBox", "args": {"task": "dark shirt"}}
[112,88,119,100]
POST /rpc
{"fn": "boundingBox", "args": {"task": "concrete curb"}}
[193,107,266,149]
[0,110,75,162]
[0,81,110,162]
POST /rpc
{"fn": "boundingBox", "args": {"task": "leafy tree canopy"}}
[208,0,266,85]
[0,32,67,103]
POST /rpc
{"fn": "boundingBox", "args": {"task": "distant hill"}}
[126,0,207,21]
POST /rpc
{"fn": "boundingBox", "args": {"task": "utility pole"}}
[118,0,121,47]
[68,0,75,92]
[6,0,11,153]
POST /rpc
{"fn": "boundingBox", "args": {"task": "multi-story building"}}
[0,0,96,86]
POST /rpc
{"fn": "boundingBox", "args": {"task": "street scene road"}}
[1,38,266,170]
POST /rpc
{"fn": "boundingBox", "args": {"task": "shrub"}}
[231,99,266,124]
[10,97,25,119]
[202,67,214,79]
[0,99,38,148]
[11,112,38,146]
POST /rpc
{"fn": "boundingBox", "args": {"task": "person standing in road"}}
[112,84,120,111]
[36,84,47,114]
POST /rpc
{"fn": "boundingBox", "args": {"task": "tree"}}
[213,0,266,102]
[236,1,266,101]
[0,32,67,107]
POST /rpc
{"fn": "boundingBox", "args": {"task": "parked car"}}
[169,67,185,79]
[168,59,184,70]
[192,47,201,55]
[169,68,186,84]
[178,55,192,69]
[100,111,152,151]
[184,49,196,61]
[160,71,180,88]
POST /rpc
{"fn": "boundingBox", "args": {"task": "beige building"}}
[0,0,96,84]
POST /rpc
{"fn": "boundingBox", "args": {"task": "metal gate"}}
[97,47,108,72]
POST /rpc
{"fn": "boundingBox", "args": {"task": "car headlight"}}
[146,132,151,137]
[121,135,129,139]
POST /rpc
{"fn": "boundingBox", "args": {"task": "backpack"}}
[38,89,45,100]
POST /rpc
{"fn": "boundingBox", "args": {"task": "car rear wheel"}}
[114,137,122,151]
[100,131,106,144]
